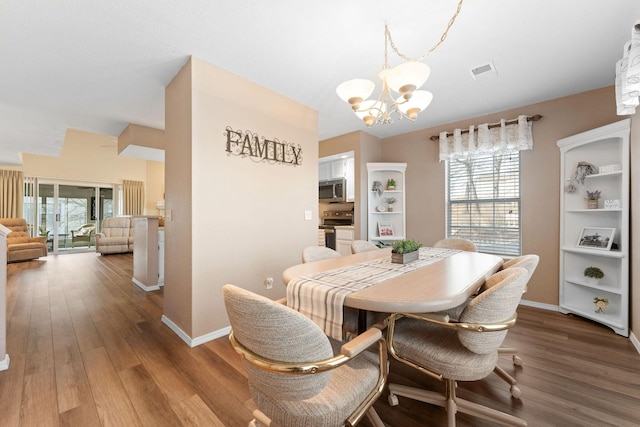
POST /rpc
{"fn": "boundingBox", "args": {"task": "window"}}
[446,152,521,256]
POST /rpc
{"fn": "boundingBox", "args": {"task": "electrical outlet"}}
[264,277,273,289]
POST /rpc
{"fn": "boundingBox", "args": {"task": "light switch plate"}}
[304,210,312,221]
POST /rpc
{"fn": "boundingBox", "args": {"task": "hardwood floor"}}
[0,252,639,427]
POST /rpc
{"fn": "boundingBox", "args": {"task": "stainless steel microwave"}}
[319,179,346,203]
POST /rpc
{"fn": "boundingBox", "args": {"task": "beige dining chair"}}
[433,237,477,252]
[302,245,341,263]
[385,267,530,427]
[351,240,378,254]
[223,284,388,427]
[436,254,539,399]
[493,254,540,398]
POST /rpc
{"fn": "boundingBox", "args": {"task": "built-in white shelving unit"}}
[557,119,630,337]
[367,162,407,246]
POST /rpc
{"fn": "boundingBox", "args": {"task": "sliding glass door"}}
[37,182,114,254]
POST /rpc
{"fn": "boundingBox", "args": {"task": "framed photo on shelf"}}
[577,227,615,250]
[377,221,394,237]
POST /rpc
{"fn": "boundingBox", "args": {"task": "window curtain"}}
[122,180,144,215]
[0,169,23,218]
[615,21,640,115]
[438,115,533,161]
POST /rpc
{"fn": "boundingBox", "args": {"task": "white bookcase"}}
[367,162,407,246]
[556,119,630,337]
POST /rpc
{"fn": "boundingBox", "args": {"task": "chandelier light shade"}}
[386,61,431,99]
[355,100,387,126]
[396,90,434,119]
[336,79,375,110]
[336,0,463,127]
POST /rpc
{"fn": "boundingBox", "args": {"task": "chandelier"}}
[336,0,463,127]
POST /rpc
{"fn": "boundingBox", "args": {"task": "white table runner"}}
[287,247,460,340]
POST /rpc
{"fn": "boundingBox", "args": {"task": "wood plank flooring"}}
[0,252,639,426]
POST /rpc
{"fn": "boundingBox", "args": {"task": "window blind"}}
[446,152,521,256]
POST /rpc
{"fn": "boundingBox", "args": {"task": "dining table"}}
[283,246,503,339]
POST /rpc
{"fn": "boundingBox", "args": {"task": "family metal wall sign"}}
[224,126,303,166]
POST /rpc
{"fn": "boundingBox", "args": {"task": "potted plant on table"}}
[391,239,422,264]
[584,266,604,286]
[585,190,601,209]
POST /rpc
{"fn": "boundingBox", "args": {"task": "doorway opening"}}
[24,180,116,254]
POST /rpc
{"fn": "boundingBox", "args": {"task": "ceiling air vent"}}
[469,62,498,81]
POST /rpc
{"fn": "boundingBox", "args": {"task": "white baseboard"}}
[191,327,231,347]
[161,315,230,348]
[630,331,640,354]
[520,299,559,312]
[132,278,160,292]
[0,354,10,371]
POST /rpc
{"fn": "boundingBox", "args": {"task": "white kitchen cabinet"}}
[319,155,354,185]
[158,228,164,286]
[367,163,407,246]
[132,216,161,292]
[335,226,355,256]
[330,160,345,179]
[318,161,331,181]
[345,157,355,201]
[556,119,630,337]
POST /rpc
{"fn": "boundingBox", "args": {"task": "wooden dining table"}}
[283,247,503,336]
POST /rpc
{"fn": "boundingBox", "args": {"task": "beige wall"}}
[164,57,319,340]
[3,128,163,214]
[319,131,382,239]
[118,123,165,153]
[380,87,638,337]
[146,160,165,214]
[21,128,147,183]
[164,58,194,337]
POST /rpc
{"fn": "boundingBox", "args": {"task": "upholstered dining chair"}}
[223,284,388,427]
[302,245,341,263]
[434,254,539,399]
[433,237,478,252]
[493,254,540,398]
[385,267,530,427]
[351,240,378,254]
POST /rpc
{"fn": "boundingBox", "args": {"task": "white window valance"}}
[438,115,534,162]
[615,20,640,115]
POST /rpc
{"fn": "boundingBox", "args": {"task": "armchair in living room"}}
[71,223,96,248]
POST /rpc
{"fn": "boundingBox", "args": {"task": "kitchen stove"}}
[320,210,353,250]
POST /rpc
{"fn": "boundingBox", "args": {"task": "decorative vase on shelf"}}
[593,297,608,314]
[585,277,600,286]
[584,267,604,286]
[585,190,600,209]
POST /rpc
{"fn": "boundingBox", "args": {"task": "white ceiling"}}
[1,0,638,165]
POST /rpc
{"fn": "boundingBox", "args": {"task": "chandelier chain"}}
[385,0,463,62]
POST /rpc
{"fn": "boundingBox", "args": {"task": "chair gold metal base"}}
[248,403,385,427]
[388,380,527,427]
